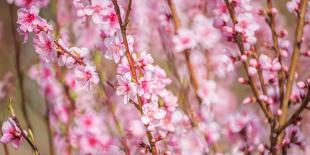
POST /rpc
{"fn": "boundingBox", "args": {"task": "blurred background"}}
[0,0,293,154]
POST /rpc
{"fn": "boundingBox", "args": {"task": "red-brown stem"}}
[167,0,200,93]
[111,0,158,154]
[63,84,75,155]
[44,98,55,155]
[54,41,86,66]
[9,4,33,131]
[224,0,273,122]
[266,0,285,103]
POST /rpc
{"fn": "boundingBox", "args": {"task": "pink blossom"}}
[134,51,153,71]
[74,64,99,90]
[137,72,154,99]
[104,33,134,63]
[13,0,49,8]
[287,0,300,14]
[248,66,257,76]
[33,32,57,62]
[258,54,272,70]
[141,100,166,126]
[17,6,40,33]
[172,28,197,52]
[115,74,136,104]
[0,118,24,149]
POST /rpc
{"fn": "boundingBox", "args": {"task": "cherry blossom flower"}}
[104,33,134,63]
[13,0,49,8]
[172,28,197,52]
[74,65,99,90]
[137,72,154,99]
[134,51,153,71]
[33,32,57,62]
[116,74,136,104]
[17,6,40,33]
[0,118,24,149]
[141,100,166,126]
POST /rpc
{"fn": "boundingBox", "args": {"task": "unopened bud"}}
[297,81,306,89]
[238,77,248,84]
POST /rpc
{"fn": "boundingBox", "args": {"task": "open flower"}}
[116,73,136,104]
[17,6,40,33]
[141,100,166,126]
[34,32,57,63]
[74,64,99,90]
[172,28,197,52]
[0,118,24,149]
[104,33,134,63]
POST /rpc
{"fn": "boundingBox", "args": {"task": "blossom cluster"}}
[2,0,310,154]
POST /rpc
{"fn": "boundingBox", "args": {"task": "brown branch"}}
[53,41,86,66]
[276,86,310,133]
[110,0,158,154]
[167,0,200,93]
[97,66,130,155]
[266,0,285,102]
[223,0,273,122]
[279,0,308,132]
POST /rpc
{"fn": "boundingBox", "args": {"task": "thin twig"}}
[266,0,285,102]
[11,117,40,155]
[279,0,308,135]
[110,0,158,154]
[9,4,33,131]
[223,0,274,122]
[277,86,310,133]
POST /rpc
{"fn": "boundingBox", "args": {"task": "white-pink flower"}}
[258,54,272,70]
[137,72,154,99]
[34,32,57,62]
[74,64,99,90]
[0,118,24,149]
[116,73,136,104]
[172,28,197,52]
[13,0,49,8]
[141,100,166,126]
[135,51,153,71]
[17,6,40,33]
[104,33,134,63]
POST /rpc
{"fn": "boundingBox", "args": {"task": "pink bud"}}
[277,109,283,116]
[259,95,268,101]
[243,96,253,104]
[248,67,257,76]
[297,81,306,89]
[304,50,310,57]
[257,9,265,16]
[240,55,247,62]
[271,8,278,16]
[280,50,288,57]
[258,144,265,152]
[238,77,248,84]
[307,78,310,84]
[249,59,258,67]
[278,30,288,38]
